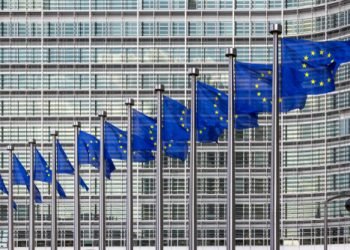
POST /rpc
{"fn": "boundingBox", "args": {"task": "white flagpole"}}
[188,67,199,250]
[7,144,14,250]
[269,23,282,250]
[99,111,107,250]
[51,131,58,250]
[73,122,81,250]
[225,48,237,250]
[29,139,36,250]
[125,98,134,250]
[155,84,164,250]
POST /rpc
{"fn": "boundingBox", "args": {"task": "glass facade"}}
[0,0,350,248]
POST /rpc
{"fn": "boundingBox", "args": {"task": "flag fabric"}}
[235,61,307,114]
[196,81,259,142]
[163,96,190,160]
[105,121,155,162]
[56,140,89,191]
[78,131,116,179]
[13,154,42,203]
[0,174,17,209]
[0,174,8,194]
[282,38,350,95]
[34,149,67,198]
[132,109,157,151]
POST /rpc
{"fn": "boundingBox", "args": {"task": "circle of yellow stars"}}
[302,49,334,87]
[254,70,282,104]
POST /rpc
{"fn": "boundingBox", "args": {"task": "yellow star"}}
[180,117,183,121]
[262,97,267,102]
[327,78,331,82]
[220,116,223,121]
[305,72,309,77]
[258,78,261,81]
[328,53,331,58]
[215,97,219,101]
[255,84,259,88]
[261,73,265,77]
[320,50,324,55]
[123,150,127,153]
[302,63,307,68]
[235,115,238,119]
[163,146,167,150]
[182,110,185,115]
[257,92,261,96]
[215,110,219,115]
[181,123,185,127]
[154,142,157,146]
[120,145,123,149]
[186,128,189,132]
[320,81,324,86]
[168,144,172,148]
[311,79,316,84]
[213,104,217,108]
[119,134,123,138]
[150,125,154,129]
[150,137,154,140]
[304,55,309,61]
[331,59,334,63]
[279,98,282,103]
[311,51,315,56]
[199,130,203,134]
[268,70,272,75]
[92,157,96,161]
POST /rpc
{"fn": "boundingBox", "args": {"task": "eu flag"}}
[132,109,157,151]
[105,121,155,162]
[78,131,116,179]
[0,174,8,194]
[196,81,259,142]
[0,174,18,209]
[282,38,350,95]
[13,154,42,203]
[235,61,307,113]
[57,140,89,191]
[163,96,190,160]
[34,149,67,198]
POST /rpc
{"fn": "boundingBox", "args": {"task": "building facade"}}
[0,0,350,248]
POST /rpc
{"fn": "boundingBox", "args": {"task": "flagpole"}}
[269,23,282,250]
[225,48,237,250]
[125,98,134,250]
[7,144,14,250]
[99,111,107,250]
[29,139,36,250]
[155,84,164,250]
[50,131,58,250]
[73,121,81,250]
[188,67,199,250]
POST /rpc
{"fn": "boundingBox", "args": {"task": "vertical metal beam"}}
[125,98,134,250]
[324,202,328,250]
[29,139,36,250]
[188,67,199,250]
[73,122,81,250]
[51,131,58,250]
[155,84,165,250]
[225,48,237,250]
[99,111,107,250]
[269,23,282,250]
[7,145,14,250]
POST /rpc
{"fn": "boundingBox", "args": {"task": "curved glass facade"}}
[0,0,350,248]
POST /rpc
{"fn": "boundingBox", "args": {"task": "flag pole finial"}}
[188,67,199,76]
[225,48,237,57]
[28,139,36,145]
[155,84,165,92]
[125,98,134,106]
[50,131,59,137]
[7,144,14,151]
[98,110,107,117]
[269,23,282,34]
[73,121,81,128]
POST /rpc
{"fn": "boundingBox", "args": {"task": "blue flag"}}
[0,174,17,209]
[34,149,67,198]
[105,121,155,162]
[282,38,350,95]
[78,131,116,179]
[57,140,89,191]
[163,96,190,160]
[235,61,307,114]
[132,109,157,151]
[13,154,42,203]
[0,174,8,194]
[196,81,259,142]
